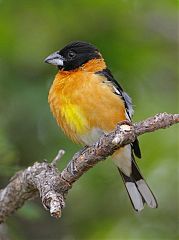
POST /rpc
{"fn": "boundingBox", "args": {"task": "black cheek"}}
[63,58,84,71]
[58,65,63,70]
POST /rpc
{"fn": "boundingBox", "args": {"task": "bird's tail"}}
[118,157,158,211]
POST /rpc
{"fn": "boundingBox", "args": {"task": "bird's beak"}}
[44,52,64,66]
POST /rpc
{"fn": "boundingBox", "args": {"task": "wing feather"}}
[96,68,141,158]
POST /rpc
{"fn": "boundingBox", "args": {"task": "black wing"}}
[96,68,141,158]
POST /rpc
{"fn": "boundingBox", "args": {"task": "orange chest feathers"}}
[48,68,126,143]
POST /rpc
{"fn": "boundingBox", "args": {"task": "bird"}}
[44,41,158,211]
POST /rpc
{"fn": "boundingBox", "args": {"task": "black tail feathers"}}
[118,160,158,211]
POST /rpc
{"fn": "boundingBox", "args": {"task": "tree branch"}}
[0,112,178,223]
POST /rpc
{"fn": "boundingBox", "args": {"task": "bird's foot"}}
[67,160,78,176]
[118,120,132,126]
[67,146,88,175]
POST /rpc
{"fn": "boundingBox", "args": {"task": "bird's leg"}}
[118,120,132,126]
[118,120,133,132]
[67,146,88,175]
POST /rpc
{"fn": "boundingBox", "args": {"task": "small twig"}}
[51,149,65,167]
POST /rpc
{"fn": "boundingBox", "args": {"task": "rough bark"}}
[0,112,178,223]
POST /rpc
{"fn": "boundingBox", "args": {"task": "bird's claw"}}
[119,120,132,126]
[67,160,78,176]
[67,146,88,175]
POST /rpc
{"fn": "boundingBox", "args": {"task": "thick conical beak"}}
[44,52,64,66]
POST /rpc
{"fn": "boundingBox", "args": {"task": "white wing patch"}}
[112,86,122,96]
[112,84,134,120]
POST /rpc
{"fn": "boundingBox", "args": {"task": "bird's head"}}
[44,41,102,71]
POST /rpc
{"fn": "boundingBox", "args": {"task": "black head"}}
[44,41,101,71]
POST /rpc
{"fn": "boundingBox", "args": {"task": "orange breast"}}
[48,62,126,143]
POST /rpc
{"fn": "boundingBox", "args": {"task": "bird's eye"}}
[68,50,76,59]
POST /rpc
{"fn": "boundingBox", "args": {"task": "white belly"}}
[112,145,132,176]
[79,128,132,177]
[79,128,104,145]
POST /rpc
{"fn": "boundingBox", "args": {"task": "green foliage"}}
[0,0,178,239]
[0,126,19,177]
[17,202,43,221]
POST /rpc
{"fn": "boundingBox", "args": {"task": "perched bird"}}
[44,41,158,211]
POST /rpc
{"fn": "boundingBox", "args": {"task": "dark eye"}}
[68,50,76,59]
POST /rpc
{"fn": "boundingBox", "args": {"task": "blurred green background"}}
[0,0,178,239]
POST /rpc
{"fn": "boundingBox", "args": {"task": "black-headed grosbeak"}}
[44,41,157,211]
